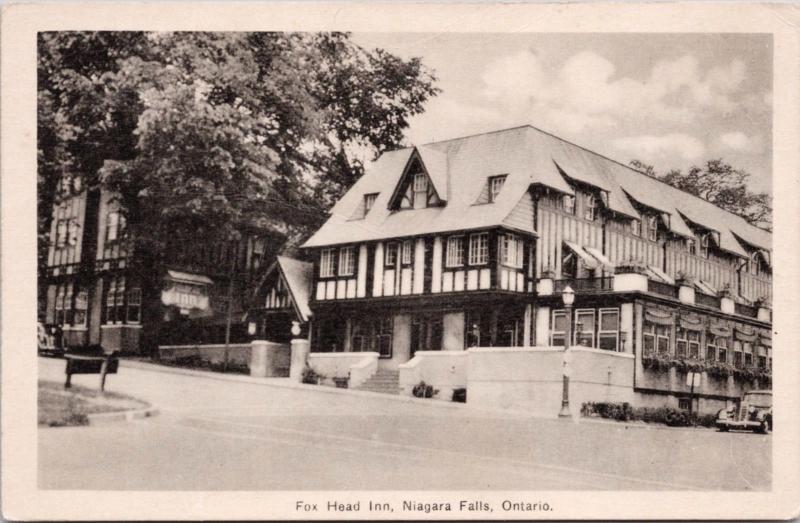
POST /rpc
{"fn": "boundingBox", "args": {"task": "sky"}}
[352,33,773,194]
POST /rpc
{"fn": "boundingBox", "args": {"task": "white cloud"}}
[478,50,750,136]
[718,132,764,154]
[612,133,706,161]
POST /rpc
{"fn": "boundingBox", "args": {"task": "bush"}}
[452,388,467,403]
[333,376,349,389]
[302,366,323,385]
[582,401,717,428]
[412,381,438,399]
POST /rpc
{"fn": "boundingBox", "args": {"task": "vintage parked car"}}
[716,390,772,433]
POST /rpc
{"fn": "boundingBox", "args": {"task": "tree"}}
[38,31,439,350]
[628,159,772,231]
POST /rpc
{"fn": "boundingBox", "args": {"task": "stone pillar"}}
[289,338,311,382]
[757,306,771,323]
[536,277,554,296]
[678,284,695,305]
[250,340,285,378]
[720,296,735,315]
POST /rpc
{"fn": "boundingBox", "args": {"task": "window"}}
[584,194,597,221]
[413,172,427,192]
[364,193,378,214]
[647,215,658,242]
[411,315,444,353]
[700,234,710,258]
[744,342,753,366]
[631,219,641,237]
[563,195,576,214]
[73,289,88,326]
[500,234,524,268]
[550,310,568,347]
[127,287,141,323]
[757,345,767,368]
[678,398,691,411]
[385,242,398,267]
[711,335,728,363]
[733,340,743,368]
[54,285,66,324]
[574,309,596,347]
[598,308,619,351]
[445,236,464,267]
[319,248,336,277]
[643,321,670,355]
[56,220,68,247]
[105,211,126,243]
[489,175,506,202]
[676,328,688,358]
[465,310,493,348]
[687,239,697,255]
[496,316,520,347]
[351,316,394,358]
[104,276,125,324]
[67,220,80,246]
[468,233,489,265]
[688,330,700,359]
[401,240,413,265]
[749,252,760,275]
[338,246,356,276]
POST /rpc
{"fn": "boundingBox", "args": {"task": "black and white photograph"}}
[3,2,800,521]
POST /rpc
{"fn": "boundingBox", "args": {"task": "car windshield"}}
[744,393,772,407]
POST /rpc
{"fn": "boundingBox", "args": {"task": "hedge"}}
[581,401,717,428]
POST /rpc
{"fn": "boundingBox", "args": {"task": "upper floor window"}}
[489,175,507,203]
[364,193,378,215]
[338,246,356,276]
[699,234,710,258]
[749,252,760,275]
[687,238,697,255]
[631,219,641,237]
[55,219,68,248]
[385,242,398,267]
[445,236,464,268]
[584,194,597,221]
[646,215,658,242]
[563,195,575,214]
[468,232,489,265]
[319,248,336,277]
[401,240,413,265]
[127,287,142,323]
[500,234,524,269]
[413,172,427,193]
[106,211,126,243]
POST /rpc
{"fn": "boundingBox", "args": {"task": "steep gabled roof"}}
[302,125,771,258]
[276,256,312,322]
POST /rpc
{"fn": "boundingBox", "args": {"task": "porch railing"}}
[647,280,679,299]
[553,277,613,293]
[696,292,721,309]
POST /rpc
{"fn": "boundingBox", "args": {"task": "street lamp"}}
[559,285,575,419]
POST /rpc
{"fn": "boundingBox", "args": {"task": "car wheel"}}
[718,426,729,432]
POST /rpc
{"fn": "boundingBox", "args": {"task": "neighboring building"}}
[42,178,280,354]
[270,125,771,411]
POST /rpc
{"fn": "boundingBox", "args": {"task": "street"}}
[38,357,771,491]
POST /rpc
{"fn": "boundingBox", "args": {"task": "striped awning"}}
[695,279,717,296]
[647,265,675,285]
[734,326,758,342]
[645,309,674,326]
[563,240,599,270]
[679,315,704,331]
[759,334,772,347]
[583,246,615,270]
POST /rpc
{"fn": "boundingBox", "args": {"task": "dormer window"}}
[364,193,378,215]
[749,251,760,275]
[489,175,507,202]
[413,172,427,192]
[631,218,641,237]
[563,195,576,214]
[646,215,658,242]
[699,234,710,258]
[687,238,697,255]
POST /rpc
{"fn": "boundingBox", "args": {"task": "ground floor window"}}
[574,309,596,347]
[743,342,753,367]
[550,309,568,347]
[676,328,701,359]
[551,307,620,351]
[732,340,743,368]
[104,276,127,324]
[465,310,492,348]
[73,288,88,326]
[496,315,521,347]
[757,345,767,368]
[314,316,347,353]
[598,308,619,351]
[411,314,443,354]
[643,321,671,356]
[127,287,142,323]
[351,316,393,358]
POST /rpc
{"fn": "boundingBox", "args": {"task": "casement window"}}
[676,328,688,358]
[687,239,697,255]
[351,316,393,358]
[413,172,427,193]
[104,276,126,324]
[743,342,753,366]
[319,248,336,277]
[757,345,767,368]
[688,330,701,359]
[700,234,710,258]
[468,232,489,265]
[338,246,356,276]
[563,195,576,214]
[54,285,67,325]
[646,215,658,242]
[385,242,398,267]
[550,309,568,347]
[732,340,743,368]
[598,308,620,351]
[401,240,413,265]
[489,175,507,203]
[106,211,119,242]
[364,193,378,215]
[584,194,597,221]
[631,219,641,237]
[126,287,141,323]
[73,289,88,326]
[643,321,670,355]
[500,234,524,269]
[56,220,68,248]
[574,309,596,347]
[709,335,729,363]
[445,236,464,267]
[749,252,760,275]
[411,314,444,353]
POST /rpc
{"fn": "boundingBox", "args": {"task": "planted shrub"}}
[333,376,349,389]
[302,366,323,385]
[412,381,438,399]
[582,402,717,428]
[452,388,467,403]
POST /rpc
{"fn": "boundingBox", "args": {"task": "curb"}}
[87,406,159,426]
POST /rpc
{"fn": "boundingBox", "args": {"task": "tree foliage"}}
[628,159,772,231]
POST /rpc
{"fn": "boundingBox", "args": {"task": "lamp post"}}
[558,285,575,419]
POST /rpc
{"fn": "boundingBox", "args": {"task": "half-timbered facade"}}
[293,125,772,410]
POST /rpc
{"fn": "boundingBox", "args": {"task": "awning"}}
[645,309,674,326]
[583,246,616,271]
[759,334,772,347]
[679,315,704,331]
[734,326,757,342]
[709,323,732,338]
[563,240,599,270]
[646,265,675,285]
[695,279,717,296]
[166,270,213,286]
[759,249,772,268]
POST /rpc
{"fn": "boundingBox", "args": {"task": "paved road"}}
[38,357,770,491]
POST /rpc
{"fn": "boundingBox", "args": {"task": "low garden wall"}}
[307,352,379,388]
[467,347,634,418]
[398,350,468,400]
[158,343,252,372]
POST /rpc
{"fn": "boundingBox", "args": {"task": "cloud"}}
[718,132,764,154]
[404,97,503,145]
[478,50,751,135]
[612,134,706,161]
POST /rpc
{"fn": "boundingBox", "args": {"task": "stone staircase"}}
[355,369,400,395]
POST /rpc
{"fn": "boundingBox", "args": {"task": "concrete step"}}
[356,370,401,395]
